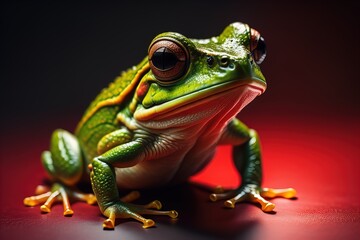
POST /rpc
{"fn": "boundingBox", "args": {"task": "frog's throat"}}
[134,78,266,122]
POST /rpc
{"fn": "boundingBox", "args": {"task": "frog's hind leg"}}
[24,129,95,215]
[42,129,84,186]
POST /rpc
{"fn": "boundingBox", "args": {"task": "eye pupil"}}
[152,47,178,70]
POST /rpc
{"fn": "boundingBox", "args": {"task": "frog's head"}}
[134,22,267,128]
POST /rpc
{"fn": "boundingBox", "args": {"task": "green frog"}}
[24,22,296,229]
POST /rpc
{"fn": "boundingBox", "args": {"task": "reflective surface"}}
[1,113,359,239]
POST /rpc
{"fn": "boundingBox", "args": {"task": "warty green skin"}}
[41,22,271,227]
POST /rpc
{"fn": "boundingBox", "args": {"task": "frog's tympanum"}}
[24,22,296,229]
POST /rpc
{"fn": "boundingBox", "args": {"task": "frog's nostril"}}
[206,56,215,67]
[229,62,235,69]
[219,56,230,67]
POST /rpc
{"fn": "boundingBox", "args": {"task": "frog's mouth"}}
[134,78,266,122]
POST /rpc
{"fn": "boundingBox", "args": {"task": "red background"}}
[1,1,359,239]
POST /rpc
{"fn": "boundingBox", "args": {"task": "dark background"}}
[1,1,359,240]
[1,0,359,122]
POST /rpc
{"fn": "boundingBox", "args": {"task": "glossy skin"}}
[24,22,296,229]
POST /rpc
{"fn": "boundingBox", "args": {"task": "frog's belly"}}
[115,147,216,189]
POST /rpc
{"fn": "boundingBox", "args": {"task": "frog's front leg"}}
[210,119,296,212]
[90,136,178,229]
[24,129,96,215]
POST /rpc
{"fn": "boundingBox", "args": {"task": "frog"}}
[24,22,296,230]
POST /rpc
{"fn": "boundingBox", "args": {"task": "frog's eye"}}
[148,38,189,83]
[250,28,267,65]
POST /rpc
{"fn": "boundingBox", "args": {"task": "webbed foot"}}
[102,200,178,229]
[24,183,96,216]
[210,184,296,212]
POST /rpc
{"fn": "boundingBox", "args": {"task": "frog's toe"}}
[260,187,297,199]
[142,219,156,229]
[34,185,50,195]
[247,193,276,212]
[72,190,97,205]
[46,187,74,216]
[101,201,178,229]
[40,204,51,213]
[103,218,115,229]
[143,200,162,210]
[210,184,296,212]
[24,191,52,207]
[25,183,96,216]
[210,184,277,212]
[40,190,62,214]
[137,200,178,219]
[209,188,236,202]
[103,211,116,229]
[24,186,73,215]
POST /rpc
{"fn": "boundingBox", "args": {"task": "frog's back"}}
[75,58,149,162]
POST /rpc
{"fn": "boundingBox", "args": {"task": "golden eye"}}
[148,38,189,83]
[250,28,267,64]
